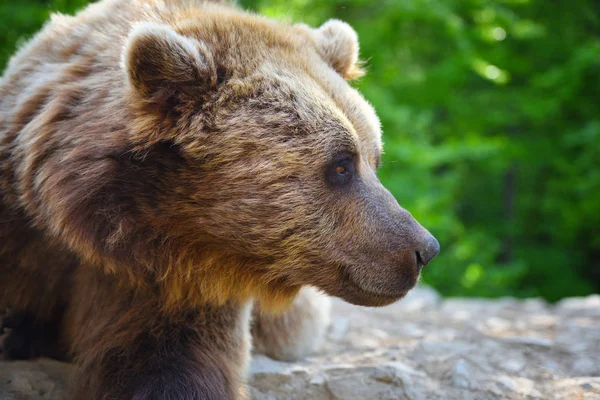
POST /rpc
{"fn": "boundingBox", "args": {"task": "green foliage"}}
[2,0,599,300]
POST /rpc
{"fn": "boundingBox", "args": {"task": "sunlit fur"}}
[0,0,434,398]
[252,286,331,361]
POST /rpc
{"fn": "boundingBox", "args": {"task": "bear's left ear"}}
[312,19,364,80]
[123,22,217,104]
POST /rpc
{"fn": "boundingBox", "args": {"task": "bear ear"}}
[123,22,217,103]
[313,19,365,80]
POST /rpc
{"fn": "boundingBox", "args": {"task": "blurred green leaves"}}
[2,0,598,301]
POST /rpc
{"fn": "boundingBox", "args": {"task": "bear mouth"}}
[334,264,412,307]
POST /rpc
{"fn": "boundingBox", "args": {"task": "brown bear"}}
[0,0,440,398]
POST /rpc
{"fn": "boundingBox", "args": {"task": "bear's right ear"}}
[312,20,364,80]
[123,23,217,104]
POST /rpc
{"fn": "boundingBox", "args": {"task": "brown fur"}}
[0,0,439,398]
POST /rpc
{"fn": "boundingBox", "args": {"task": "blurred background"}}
[1,0,598,301]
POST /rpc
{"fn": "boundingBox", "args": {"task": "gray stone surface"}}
[1,287,599,399]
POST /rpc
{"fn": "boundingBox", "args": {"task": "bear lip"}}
[332,264,416,307]
[345,263,419,294]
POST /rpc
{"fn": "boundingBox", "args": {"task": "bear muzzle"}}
[328,194,440,307]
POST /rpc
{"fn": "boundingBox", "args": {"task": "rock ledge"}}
[2,287,599,400]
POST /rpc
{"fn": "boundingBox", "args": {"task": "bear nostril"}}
[416,251,425,268]
[416,235,440,268]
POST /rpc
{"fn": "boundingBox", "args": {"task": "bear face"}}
[119,9,439,309]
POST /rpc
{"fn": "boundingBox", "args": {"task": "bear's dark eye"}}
[326,157,355,187]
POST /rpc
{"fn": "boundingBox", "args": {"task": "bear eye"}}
[335,165,348,175]
[326,157,355,187]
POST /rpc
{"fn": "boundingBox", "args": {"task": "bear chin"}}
[318,266,419,307]
[338,286,409,307]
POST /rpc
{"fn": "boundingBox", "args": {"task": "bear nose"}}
[416,234,440,267]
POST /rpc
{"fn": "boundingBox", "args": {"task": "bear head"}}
[118,7,439,309]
